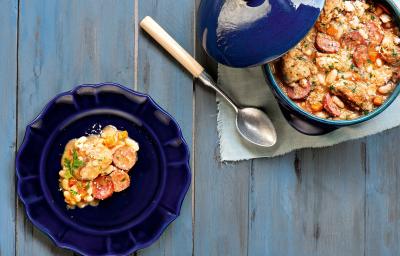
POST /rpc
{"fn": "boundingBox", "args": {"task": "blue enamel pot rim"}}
[263,0,400,127]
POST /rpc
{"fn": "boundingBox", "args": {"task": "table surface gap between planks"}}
[0,0,399,256]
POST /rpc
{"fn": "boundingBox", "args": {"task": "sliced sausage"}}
[316,33,340,53]
[113,146,138,171]
[110,169,130,192]
[353,45,369,68]
[323,93,341,117]
[341,31,367,49]
[367,22,384,45]
[92,175,114,200]
[286,81,311,100]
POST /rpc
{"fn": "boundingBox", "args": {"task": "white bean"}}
[59,170,65,178]
[304,49,313,56]
[77,202,86,208]
[332,96,345,108]
[125,138,139,151]
[358,29,369,40]
[84,195,94,202]
[317,73,326,85]
[299,79,309,88]
[378,83,394,94]
[380,14,391,23]
[61,179,69,190]
[74,194,82,202]
[326,69,338,85]
[376,58,383,67]
[344,1,355,12]
[315,112,328,118]
[341,72,353,79]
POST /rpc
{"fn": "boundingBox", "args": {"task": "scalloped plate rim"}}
[15,82,191,256]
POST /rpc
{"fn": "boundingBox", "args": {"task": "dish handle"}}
[278,103,338,135]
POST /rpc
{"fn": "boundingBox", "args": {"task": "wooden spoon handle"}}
[140,16,204,78]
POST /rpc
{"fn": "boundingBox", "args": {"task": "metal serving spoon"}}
[140,17,277,147]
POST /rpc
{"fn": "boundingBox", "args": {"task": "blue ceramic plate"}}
[16,83,191,256]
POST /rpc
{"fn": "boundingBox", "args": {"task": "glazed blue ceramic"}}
[16,83,191,255]
[198,0,325,67]
[263,0,400,135]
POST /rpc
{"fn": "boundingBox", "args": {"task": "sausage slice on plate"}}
[113,145,138,171]
[110,169,130,192]
[316,33,340,53]
[92,175,114,200]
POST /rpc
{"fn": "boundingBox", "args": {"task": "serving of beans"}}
[59,125,139,209]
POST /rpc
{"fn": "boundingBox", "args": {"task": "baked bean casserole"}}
[59,125,139,209]
[273,0,400,120]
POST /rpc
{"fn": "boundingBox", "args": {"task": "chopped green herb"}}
[328,64,334,69]
[352,88,356,93]
[63,158,73,179]
[392,49,398,57]
[62,149,85,179]
[85,182,90,190]
[363,110,369,115]
[72,149,84,170]
[329,85,335,91]
[70,189,78,196]
[367,59,372,64]
[351,63,356,70]
[371,15,375,20]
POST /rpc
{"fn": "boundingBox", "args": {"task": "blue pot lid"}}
[198,0,325,67]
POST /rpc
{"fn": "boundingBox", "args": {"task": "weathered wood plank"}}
[192,4,250,253]
[191,0,251,254]
[16,1,134,254]
[365,128,400,256]
[249,141,365,256]
[0,0,18,255]
[136,0,194,255]
[193,81,251,256]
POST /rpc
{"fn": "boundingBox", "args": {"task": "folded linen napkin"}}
[217,65,400,161]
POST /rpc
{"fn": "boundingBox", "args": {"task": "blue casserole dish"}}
[198,0,400,135]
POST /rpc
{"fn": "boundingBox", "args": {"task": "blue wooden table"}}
[1,0,399,255]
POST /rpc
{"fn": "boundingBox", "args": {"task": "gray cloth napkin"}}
[217,65,400,161]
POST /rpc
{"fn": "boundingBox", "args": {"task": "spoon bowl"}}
[236,108,277,147]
